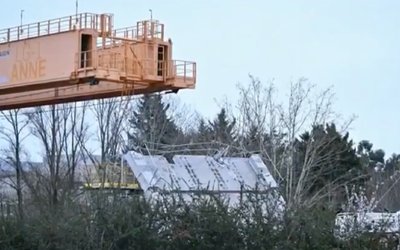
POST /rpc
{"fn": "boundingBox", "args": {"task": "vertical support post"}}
[93,48,97,71]
[100,14,104,37]
[240,184,243,207]
[143,21,147,40]
[184,62,186,83]
[124,41,128,76]
[194,63,197,80]
[84,52,87,69]
[91,14,94,29]
[120,157,124,186]
[168,39,173,77]
[100,14,105,36]
[108,15,113,36]
[150,21,154,39]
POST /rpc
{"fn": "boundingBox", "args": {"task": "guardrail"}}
[83,182,140,190]
[112,20,164,41]
[96,20,164,49]
[96,37,124,48]
[173,60,196,82]
[0,13,112,44]
[75,49,195,83]
[77,51,94,69]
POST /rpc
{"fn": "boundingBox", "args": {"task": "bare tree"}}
[81,97,132,187]
[233,76,360,209]
[0,109,29,220]
[25,103,88,209]
[235,75,282,161]
[62,102,89,191]
[277,79,316,206]
[92,98,129,163]
[164,94,198,135]
[234,75,290,190]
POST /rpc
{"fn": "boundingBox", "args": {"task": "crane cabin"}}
[0,13,196,110]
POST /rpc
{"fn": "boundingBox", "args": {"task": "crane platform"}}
[0,13,196,110]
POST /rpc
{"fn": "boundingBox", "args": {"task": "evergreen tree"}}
[295,123,365,201]
[357,140,373,155]
[184,118,214,155]
[241,124,262,153]
[127,94,180,155]
[208,108,236,145]
[385,154,400,173]
[196,118,212,143]
[357,140,385,169]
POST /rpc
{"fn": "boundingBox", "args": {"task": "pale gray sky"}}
[2,0,400,156]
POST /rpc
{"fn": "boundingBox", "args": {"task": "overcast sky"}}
[2,0,400,156]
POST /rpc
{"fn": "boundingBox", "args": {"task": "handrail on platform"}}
[0,13,113,44]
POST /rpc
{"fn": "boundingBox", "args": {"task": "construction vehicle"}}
[0,12,196,110]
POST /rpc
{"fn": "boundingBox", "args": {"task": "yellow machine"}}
[83,160,141,191]
[0,13,196,110]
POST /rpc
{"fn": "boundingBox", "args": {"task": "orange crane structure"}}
[0,13,196,110]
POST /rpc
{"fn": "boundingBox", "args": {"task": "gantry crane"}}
[0,13,196,110]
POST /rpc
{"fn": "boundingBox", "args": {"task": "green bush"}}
[0,191,398,250]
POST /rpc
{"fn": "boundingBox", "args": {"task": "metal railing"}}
[173,60,196,82]
[96,20,164,49]
[96,37,124,49]
[0,13,112,44]
[112,26,139,40]
[75,49,195,83]
[137,60,196,81]
[76,51,95,70]
[137,20,164,40]
[83,182,140,189]
[112,20,164,41]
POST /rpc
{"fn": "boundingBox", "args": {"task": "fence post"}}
[69,16,72,30]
